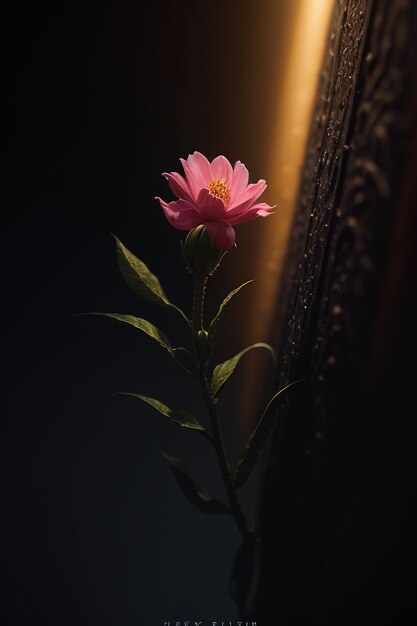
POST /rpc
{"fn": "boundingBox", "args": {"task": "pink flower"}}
[155,151,275,250]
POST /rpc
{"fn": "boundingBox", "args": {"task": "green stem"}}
[193,274,207,333]
[192,274,250,538]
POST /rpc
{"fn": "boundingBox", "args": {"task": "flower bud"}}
[182,225,222,276]
[197,329,210,363]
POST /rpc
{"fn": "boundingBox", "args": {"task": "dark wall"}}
[255,1,417,625]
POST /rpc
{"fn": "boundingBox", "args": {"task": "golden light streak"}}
[240,0,335,435]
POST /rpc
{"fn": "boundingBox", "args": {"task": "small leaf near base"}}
[161,452,230,515]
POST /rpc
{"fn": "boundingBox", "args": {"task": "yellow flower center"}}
[209,179,230,203]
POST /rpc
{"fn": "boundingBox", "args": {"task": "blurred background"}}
[2,1,415,625]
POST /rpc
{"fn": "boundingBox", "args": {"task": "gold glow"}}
[241,0,334,433]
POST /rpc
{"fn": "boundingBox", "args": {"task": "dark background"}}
[1,1,276,623]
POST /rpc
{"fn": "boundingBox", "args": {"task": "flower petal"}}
[180,151,212,201]
[210,155,233,184]
[196,187,226,220]
[231,161,249,202]
[251,202,276,218]
[227,202,276,225]
[204,221,236,250]
[162,172,193,203]
[226,179,267,216]
[155,197,202,230]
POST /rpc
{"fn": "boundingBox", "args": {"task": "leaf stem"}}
[192,274,250,539]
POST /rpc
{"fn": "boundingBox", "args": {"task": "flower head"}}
[156,151,275,250]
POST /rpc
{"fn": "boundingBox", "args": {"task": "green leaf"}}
[172,347,198,377]
[117,393,206,433]
[113,235,190,325]
[88,313,196,376]
[161,452,230,515]
[208,280,255,344]
[92,312,172,349]
[210,342,276,397]
[233,379,306,490]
